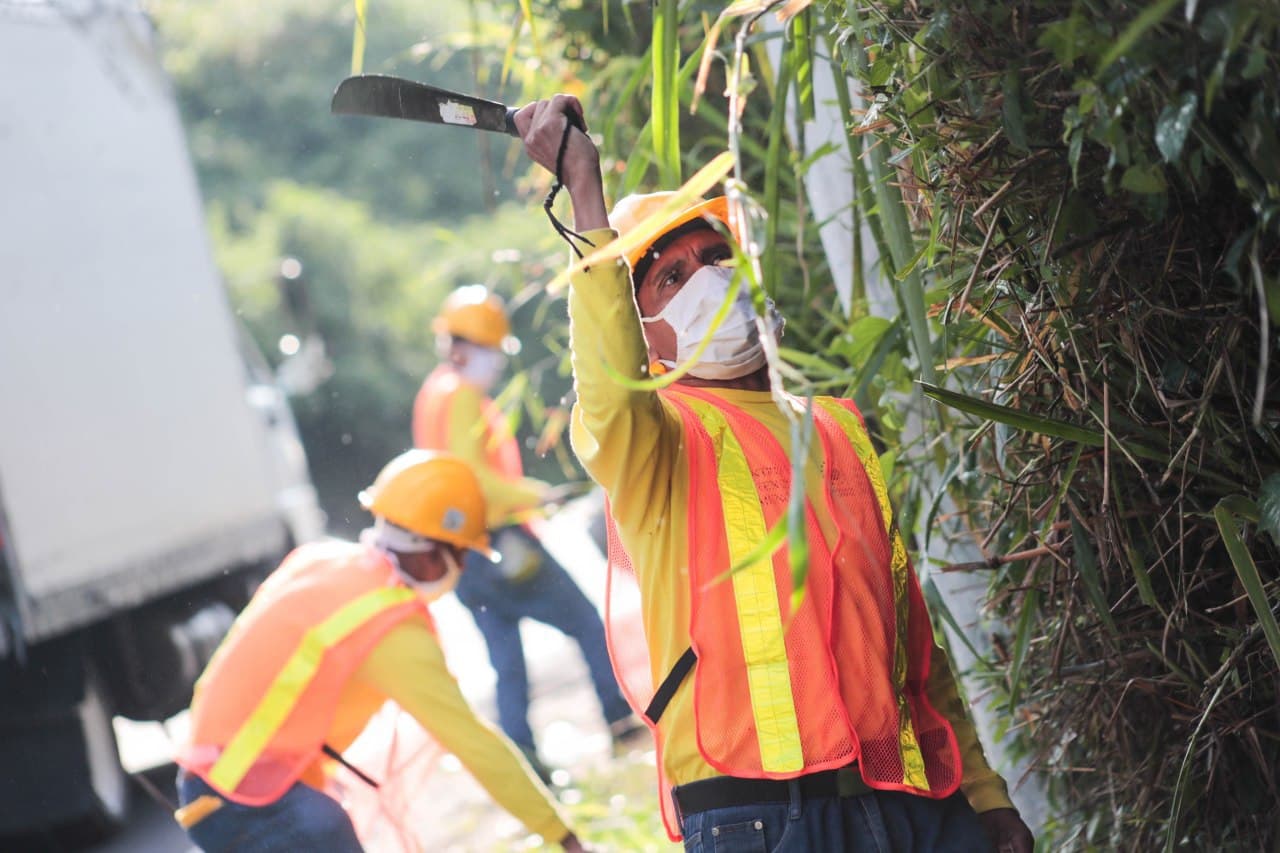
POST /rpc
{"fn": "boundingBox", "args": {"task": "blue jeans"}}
[176,769,363,852]
[455,525,631,749]
[680,787,990,853]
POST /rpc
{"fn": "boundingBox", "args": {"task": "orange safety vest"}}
[177,541,429,806]
[606,387,961,835]
[413,365,524,481]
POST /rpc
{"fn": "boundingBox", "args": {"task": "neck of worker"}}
[674,365,772,392]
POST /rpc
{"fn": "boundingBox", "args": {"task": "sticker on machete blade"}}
[440,101,477,126]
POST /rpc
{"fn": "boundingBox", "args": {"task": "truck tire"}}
[75,663,132,836]
[0,638,131,842]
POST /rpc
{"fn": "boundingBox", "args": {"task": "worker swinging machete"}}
[330,74,593,251]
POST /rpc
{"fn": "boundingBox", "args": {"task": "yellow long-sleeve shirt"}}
[306,613,572,842]
[566,229,1013,814]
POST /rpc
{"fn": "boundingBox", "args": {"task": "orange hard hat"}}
[607,192,734,282]
[432,284,514,350]
[358,450,497,560]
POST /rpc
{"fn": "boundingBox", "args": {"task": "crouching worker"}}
[172,450,587,852]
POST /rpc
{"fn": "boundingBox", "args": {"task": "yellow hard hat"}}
[358,450,497,560]
[607,192,734,282]
[432,284,514,350]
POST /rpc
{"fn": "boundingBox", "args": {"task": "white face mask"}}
[456,344,507,391]
[394,550,461,602]
[360,521,463,603]
[640,264,784,380]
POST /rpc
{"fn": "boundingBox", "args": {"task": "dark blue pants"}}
[455,525,631,749]
[680,788,991,853]
[176,769,363,852]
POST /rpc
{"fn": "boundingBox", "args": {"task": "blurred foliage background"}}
[147,0,591,534]
[146,0,1279,848]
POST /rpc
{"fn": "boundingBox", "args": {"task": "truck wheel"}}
[0,641,132,842]
[76,665,132,834]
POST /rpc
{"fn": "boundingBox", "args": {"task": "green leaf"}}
[1127,545,1161,611]
[762,36,794,298]
[788,401,815,614]
[866,124,934,384]
[1266,273,1280,326]
[1155,92,1198,163]
[879,448,897,490]
[1214,500,1280,671]
[843,315,894,358]
[1166,682,1225,853]
[789,9,815,123]
[1001,71,1029,152]
[921,382,1184,470]
[1073,516,1118,635]
[1008,586,1041,709]
[1096,0,1181,74]
[1217,494,1259,522]
[1257,473,1280,546]
[1121,163,1168,194]
[919,382,1108,445]
[1037,14,1088,67]
[922,455,962,553]
[651,0,681,187]
[868,54,895,87]
[706,517,787,587]
[1242,47,1267,80]
[894,237,931,281]
[779,347,849,377]
[1067,129,1084,185]
[853,324,905,409]
[923,577,991,666]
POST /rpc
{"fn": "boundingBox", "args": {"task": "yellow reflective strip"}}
[684,396,803,774]
[816,399,929,790]
[208,586,417,792]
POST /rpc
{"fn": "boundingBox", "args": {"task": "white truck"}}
[0,0,326,838]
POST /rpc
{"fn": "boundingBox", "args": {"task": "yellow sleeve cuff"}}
[962,771,1015,813]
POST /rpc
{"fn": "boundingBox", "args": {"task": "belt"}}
[673,764,872,817]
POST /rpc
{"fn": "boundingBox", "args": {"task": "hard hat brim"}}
[624,195,732,270]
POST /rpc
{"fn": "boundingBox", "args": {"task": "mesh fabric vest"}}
[412,365,523,480]
[178,541,427,805]
[605,387,961,837]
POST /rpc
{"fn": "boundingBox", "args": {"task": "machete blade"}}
[331,75,517,136]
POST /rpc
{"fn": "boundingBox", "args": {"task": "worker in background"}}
[413,285,642,780]
[513,95,1036,852]
[173,449,588,852]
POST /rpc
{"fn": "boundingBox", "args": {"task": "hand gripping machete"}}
[331,74,519,136]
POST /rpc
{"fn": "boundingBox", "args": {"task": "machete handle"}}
[503,104,587,138]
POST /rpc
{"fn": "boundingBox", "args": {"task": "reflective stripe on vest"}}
[679,394,804,774]
[813,398,929,790]
[207,585,419,792]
